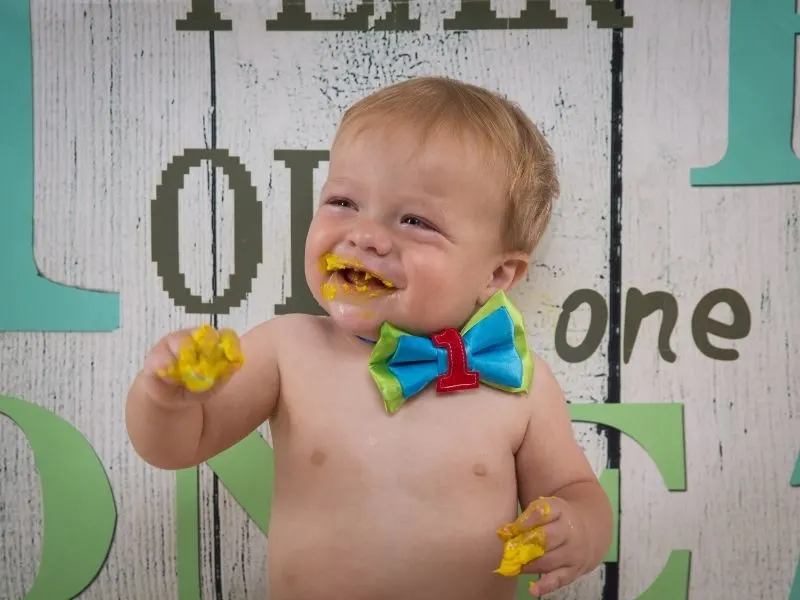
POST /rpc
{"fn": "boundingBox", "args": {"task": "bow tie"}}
[367,291,533,413]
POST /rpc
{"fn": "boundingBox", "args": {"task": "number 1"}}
[432,328,480,393]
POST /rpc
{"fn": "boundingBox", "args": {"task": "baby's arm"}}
[514,356,613,574]
[125,317,284,470]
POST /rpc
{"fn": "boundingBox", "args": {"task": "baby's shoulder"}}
[248,313,337,357]
[255,312,330,342]
[526,352,567,412]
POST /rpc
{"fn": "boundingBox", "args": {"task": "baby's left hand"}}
[496,496,591,597]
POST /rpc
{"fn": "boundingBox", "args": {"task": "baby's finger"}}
[163,328,197,356]
[521,545,568,575]
[528,566,572,597]
[497,497,560,541]
[537,520,567,553]
[520,497,561,530]
[142,329,194,379]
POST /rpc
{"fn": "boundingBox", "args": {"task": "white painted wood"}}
[620,0,800,598]
[0,1,217,598]
[209,0,612,597]
[9,1,795,599]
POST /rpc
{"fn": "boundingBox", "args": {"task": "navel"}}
[310,449,327,466]
[472,462,488,477]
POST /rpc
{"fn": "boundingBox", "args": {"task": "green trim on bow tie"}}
[367,291,534,413]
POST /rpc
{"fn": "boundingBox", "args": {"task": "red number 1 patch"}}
[432,328,480,393]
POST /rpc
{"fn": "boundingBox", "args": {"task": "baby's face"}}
[304,122,513,339]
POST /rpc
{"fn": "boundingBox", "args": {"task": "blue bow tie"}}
[367,291,533,413]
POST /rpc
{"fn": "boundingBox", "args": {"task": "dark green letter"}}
[176,0,233,31]
[273,149,329,316]
[691,288,751,361]
[554,289,608,363]
[623,288,679,364]
[151,149,263,315]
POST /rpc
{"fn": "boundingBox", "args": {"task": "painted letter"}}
[273,149,329,316]
[444,0,567,30]
[151,149,263,315]
[0,0,119,332]
[691,288,751,361]
[691,0,800,185]
[176,431,274,598]
[624,288,679,364]
[568,403,691,600]
[266,0,373,31]
[0,395,117,600]
[176,0,233,31]
[585,0,633,28]
[372,0,421,31]
[554,289,608,363]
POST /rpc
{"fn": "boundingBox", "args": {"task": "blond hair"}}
[333,76,558,254]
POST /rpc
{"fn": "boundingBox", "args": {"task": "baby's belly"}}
[266,461,520,600]
[267,502,519,600]
[265,378,530,599]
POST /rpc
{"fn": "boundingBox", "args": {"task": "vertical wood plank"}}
[0,1,215,597]
[620,0,800,598]
[206,0,613,597]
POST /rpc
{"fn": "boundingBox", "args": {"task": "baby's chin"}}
[326,301,456,342]
[325,300,386,341]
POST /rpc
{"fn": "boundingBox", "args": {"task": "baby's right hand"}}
[141,329,198,405]
[141,326,244,405]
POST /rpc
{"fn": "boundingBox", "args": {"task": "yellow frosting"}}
[493,498,552,576]
[158,324,244,393]
[319,252,396,302]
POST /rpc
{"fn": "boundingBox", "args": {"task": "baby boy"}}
[126,76,612,599]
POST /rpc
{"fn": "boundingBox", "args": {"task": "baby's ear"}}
[479,252,529,304]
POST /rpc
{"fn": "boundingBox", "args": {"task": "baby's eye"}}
[326,197,356,209]
[401,215,435,230]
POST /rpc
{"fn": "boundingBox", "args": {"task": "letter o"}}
[151,149,262,314]
[554,289,608,363]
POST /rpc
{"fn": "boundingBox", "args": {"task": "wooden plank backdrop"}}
[0,0,797,599]
[619,0,800,598]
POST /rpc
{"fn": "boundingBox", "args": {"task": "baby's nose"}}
[347,220,392,255]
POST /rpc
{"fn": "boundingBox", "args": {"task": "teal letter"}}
[0,395,117,599]
[691,0,800,186]
[0,0,119,331]
[176,431,274,598]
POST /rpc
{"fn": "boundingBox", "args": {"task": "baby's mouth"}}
[321,253,395,297]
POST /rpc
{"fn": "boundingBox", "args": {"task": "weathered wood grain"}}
[0,1,217,598]
[207,0,612,597]
[619,0,800,598]
[6,1,794,599]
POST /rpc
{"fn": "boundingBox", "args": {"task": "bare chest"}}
[273,356,528,492]
[265,360,528,599]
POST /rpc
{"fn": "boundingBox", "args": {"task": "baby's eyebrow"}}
[322,176,352,191]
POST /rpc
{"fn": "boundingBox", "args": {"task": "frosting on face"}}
[319,252,396,301]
